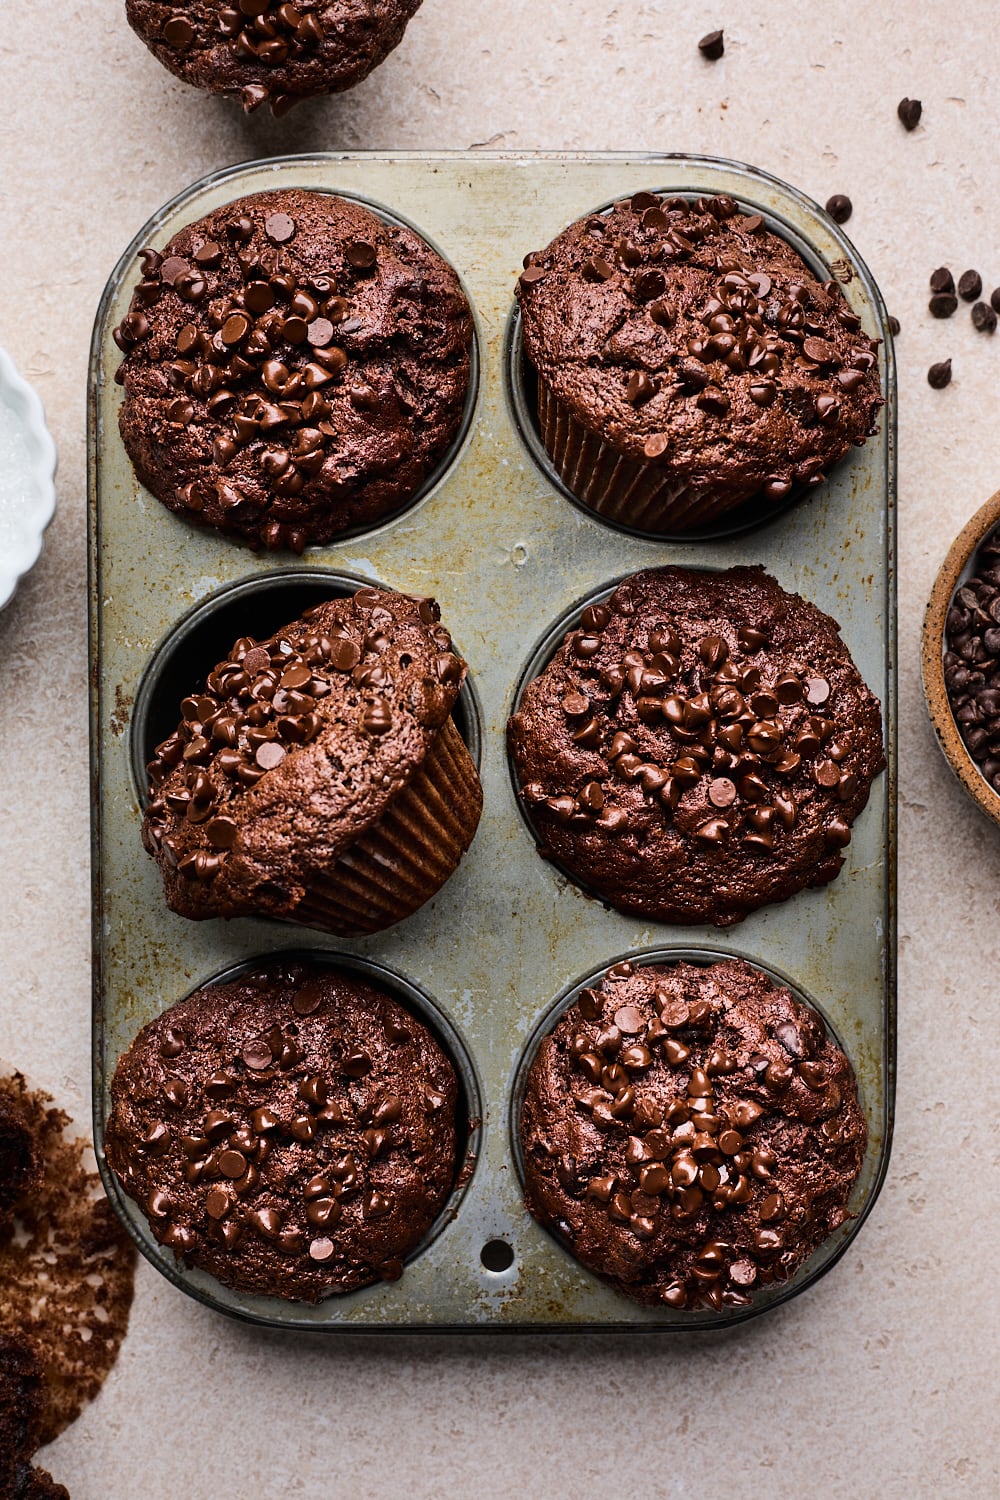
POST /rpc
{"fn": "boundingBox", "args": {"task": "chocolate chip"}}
[265,213,296,244]
[927,359,952,389]
[992,288,1000,315]
[888,316,900,336]
[698,29,724,59]
[929,267,955,295]
[825,194,852,224]
[346,241,377,271]
[929,293,958,318]
[958,269,982,302]
[897,97,922,130]
[972,301,997,334]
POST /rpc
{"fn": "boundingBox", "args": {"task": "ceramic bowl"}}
[922,485,1000,824]
[0,345,57,613]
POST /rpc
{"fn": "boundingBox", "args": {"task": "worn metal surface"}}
[88,152,896,1332]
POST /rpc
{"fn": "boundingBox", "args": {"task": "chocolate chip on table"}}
[897,97,922,130]
[991,288,1000,315]
[929,292,958,319]
[958,269,983,302]
[825,194,852,224]
[888,316,901,336]
[971,301,998,333]
[927,359,952,388]
[930,267,955,295]
[698,29,724,60]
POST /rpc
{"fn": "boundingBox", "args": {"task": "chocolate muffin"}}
[0,1337,69,1500]
[104,959,460,1301]
[0,1086,41,1225]
[125,2,423,113]
[517,191,883,532]
[520,956,867,1310]
[508,566,884,926]
[142,585,482,934]
[114,189,472,551]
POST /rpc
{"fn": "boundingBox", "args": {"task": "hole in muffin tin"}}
[130,186,481,549]
[508,945,868,1310]
[480,1239,516,1273]
[129,567,484,808]
[101,947,484,1303]
[503,188,866,544]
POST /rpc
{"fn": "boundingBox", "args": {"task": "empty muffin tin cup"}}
[97,948,484,1319]
[510,945,872,1315]
[131,567,485,936]
[504,189,838,543]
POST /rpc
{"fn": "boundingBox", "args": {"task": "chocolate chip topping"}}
[104,961,458,1301]
[125,0,424,113]
[115,189,472,550]
[520,958,867,1310]
[508,566,885,927]
[142,586,470,923]
[517,193,883,514]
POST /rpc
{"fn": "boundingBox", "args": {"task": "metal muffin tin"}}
[88,152,897,1331]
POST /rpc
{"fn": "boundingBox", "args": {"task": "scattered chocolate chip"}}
[927,359,952,389]
[888,315,900,336]
[991,288,1000,315]
[897,97,922,130]
[929,267,955,295]
[698,29,724,60]
[972,301,997,334]
[929,293,958,319]
[825,194,852,225]
[958,269,982,302]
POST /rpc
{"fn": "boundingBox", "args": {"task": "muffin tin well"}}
[509,946,871,1314]
[89,152,896,1331]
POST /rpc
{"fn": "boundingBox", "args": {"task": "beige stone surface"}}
[0,0,997,1494]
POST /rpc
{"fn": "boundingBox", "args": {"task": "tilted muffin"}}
[517,190,883,533]
[520,957,867,1310]
[508,566,884,926]
[104,960,460,1301]
[142,586,482,935]
[125,1,424,114]
[114,189,472,551]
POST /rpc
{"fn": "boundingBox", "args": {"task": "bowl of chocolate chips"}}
[923,487,1000,820]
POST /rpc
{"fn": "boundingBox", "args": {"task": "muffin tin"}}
[88,152,896,1331]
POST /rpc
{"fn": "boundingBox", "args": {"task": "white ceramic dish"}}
[0,345,57,612]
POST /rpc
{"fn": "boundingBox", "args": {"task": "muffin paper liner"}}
[295,715,483,935]
[537,378,739,532]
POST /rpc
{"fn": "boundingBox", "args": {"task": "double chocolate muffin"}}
[142,586,483,935]
[125,2,424,113]
[517,191,883,532]
[104,960,460,1301]
[520,957,867,1310]
[114,189,472,551]
[0,1337,68,1500]
[508,566,884,926]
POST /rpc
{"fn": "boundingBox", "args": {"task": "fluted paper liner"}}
[295,714,483,936]
[537,378,739,533]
